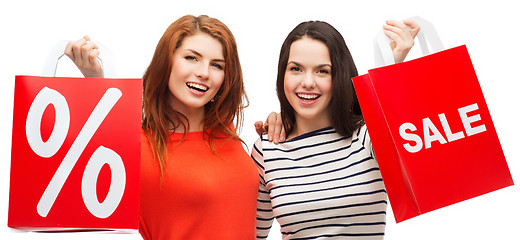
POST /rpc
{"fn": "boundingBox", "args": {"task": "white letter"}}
[399,122,423,153]
[439,113,465,142]
[458,103,487,136]
[423,118,447,149]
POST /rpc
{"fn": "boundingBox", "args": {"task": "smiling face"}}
[284,37,333,133]
[168,32,225,118]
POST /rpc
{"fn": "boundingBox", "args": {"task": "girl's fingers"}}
[404,20,421,38]
[88,48,101,66]
[272,115,283,144]
[254,121,264,136]
[383,27,405,49]
[384,20,419,63]
[386,20,408,29]
[71,38,87,64]
[64,41,74,60]
[65,36,89,61]
[384,23,409,42]
[64,36,105,78]
[82,42,99,64]
[266,112,276,141]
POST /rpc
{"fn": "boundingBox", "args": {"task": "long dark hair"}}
[276,20,363,137]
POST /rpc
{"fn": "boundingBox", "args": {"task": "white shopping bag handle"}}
[375,16,445,67]
[42,40,116,77]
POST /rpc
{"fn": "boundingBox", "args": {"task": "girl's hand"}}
[64,36,104,78]
[383,20,420,63]
[255,112,285,144]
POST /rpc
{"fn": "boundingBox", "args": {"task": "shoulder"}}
[352,124,371,147]
[251,135,267,167]
[357,124,369,140]
[140,129,152,151]
[355,124,373,153]
[252,134,268,154]
[140,128,148,140]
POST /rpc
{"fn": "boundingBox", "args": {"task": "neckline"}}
[284,126,334,142]
[169,131,204,141]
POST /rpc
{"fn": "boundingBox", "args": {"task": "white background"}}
[1,0,519,239]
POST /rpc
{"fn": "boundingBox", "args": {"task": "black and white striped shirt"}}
[252,125,387,239]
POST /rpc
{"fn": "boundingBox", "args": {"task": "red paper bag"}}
[8,41,143,231]
[352,19,513,223]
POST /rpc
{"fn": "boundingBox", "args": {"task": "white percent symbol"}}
[26,87,126,219]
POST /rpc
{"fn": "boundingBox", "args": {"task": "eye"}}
[211,63,224,70]
[289,66,301,72]
[185,55,197,61]
[317,69,329,74]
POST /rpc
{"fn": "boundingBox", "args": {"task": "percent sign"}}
[25,87,126,219]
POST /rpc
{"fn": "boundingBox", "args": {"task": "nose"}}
[195,64,209,80]
[301,72,316,88]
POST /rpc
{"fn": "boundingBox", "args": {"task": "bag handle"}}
[374,16,445,67]
[42,40,116,77]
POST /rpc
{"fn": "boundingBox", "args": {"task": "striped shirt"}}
[252,125,387,239]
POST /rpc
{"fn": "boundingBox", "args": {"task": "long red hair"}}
[142,15,248,172]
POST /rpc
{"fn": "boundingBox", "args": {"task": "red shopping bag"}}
[8,41,142,231]
[352,19,513,223]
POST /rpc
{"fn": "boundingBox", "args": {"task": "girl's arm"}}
[251,138,275,239]
[64,35,104,78]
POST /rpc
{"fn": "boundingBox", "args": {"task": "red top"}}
[139,130,259,240]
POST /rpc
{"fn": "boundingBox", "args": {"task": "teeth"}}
[297,93,320,100]
[186,83,208,92]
